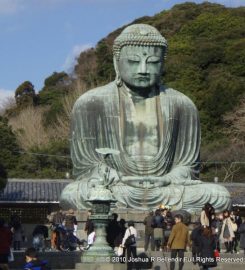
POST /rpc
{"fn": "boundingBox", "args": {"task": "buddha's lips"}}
[134,76,150,80]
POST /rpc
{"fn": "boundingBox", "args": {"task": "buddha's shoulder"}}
[162,87,197,109]
[73,82,116,109]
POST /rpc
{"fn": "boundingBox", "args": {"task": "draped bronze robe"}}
[60,82,230,211]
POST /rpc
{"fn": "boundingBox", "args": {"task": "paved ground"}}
[10,249,245,270]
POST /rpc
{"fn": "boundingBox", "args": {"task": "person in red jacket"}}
[0,218,13,270]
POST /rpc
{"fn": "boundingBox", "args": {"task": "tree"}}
[38,72,71,125]
[0,163,7,190]
[0,116,20,173]
[15,81,37,107]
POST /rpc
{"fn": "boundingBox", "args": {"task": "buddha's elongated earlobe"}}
[113,57,122,87]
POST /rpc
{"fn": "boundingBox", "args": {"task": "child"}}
[83,229,95,250]
[24,248,49,270]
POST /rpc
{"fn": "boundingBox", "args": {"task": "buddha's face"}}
[117,45,164,91]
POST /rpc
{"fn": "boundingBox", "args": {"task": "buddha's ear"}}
[113,56,122,87]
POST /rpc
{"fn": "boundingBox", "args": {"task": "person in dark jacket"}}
[64,209,77,232]
[238,218,245,255]
[164,210,174,251]
[84,210,94,236]
[114,219,127,248]
[230,211,242,253]
[190,222,202,266]
[24,248,48,270]
[198,227,217,269]
[106,213,120,249]
[32,225,49,252]
[143,210,154,252]
[211,214,223,252]
[0,218,12,270]
[152,209,165,251]
[10,215,23,251]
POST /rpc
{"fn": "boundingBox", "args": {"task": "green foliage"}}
[44,71,69,87]
[73,2,245,144]
[11,140,72,179]
[15,81,37,107]
[95,40,115,84]
[38,72,70,124]
[3,2,245,181]
[0,116,20,172]
[72,2,245,182]
[0,164,7,190]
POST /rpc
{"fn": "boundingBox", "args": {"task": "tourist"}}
[164,208,174,251]
[198,227,217,269]
[84,210,94,236]
[167,214,189,270]
[106,213,120,249]
[200,203,214,228]
[143,210,155,252]
[32,225,49,252]
[190,222,202,267]
[220,210,235,253]
[114,219,127,249]
[121,221,137,270]
[64,209,77,234]
[24,247,48,270]
[211,213,223,252]
[114,219,127,261]
[49,210,65,250]
[10,215,23,251]
[85,227,96,250]
[0,218,12,270]
[238,218,245,255]
[152,209,165,251]
[230,211,242,254]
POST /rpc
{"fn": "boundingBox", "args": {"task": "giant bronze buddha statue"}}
[60,24,230,212]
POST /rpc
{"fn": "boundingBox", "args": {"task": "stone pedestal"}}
[82,201,115,262]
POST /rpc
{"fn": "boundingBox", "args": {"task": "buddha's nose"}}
[138,60,148,74]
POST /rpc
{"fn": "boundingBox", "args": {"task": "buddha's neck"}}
[122,83,158,103]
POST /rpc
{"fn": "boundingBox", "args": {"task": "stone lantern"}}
[82,148,119,263]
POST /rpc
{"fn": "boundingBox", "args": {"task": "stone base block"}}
[76,263,125,270]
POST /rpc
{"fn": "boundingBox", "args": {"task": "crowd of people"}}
[104,204,245,270]
[0,209,80,270]
[1,204,245,270]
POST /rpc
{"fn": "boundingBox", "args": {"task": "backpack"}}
[124,228,136,247]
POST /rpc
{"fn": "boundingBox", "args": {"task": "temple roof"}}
[0,179,71,203]
[0,179,244,206]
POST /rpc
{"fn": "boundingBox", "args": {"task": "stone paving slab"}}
[10,250,245,270]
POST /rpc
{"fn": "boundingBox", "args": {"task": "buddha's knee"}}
[60,181,90,210]
[182,183,230,212]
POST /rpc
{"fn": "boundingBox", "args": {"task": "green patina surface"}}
[60,24,230,213]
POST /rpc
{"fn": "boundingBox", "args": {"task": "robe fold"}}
[60,82,230,211]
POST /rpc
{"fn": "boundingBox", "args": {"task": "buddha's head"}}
[113,24,167,92]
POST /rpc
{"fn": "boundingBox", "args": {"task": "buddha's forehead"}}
[120,45,163,57]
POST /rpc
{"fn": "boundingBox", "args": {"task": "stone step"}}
[10,250,245,270]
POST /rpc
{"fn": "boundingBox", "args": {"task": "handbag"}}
[154,228,163,239]
[125,228,136,247]
[231,222,238,232]
[117,246,124,256]
[214,249,220,259]
[223,223,230,239]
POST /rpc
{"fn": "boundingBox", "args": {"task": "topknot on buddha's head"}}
[113,24,168,60]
